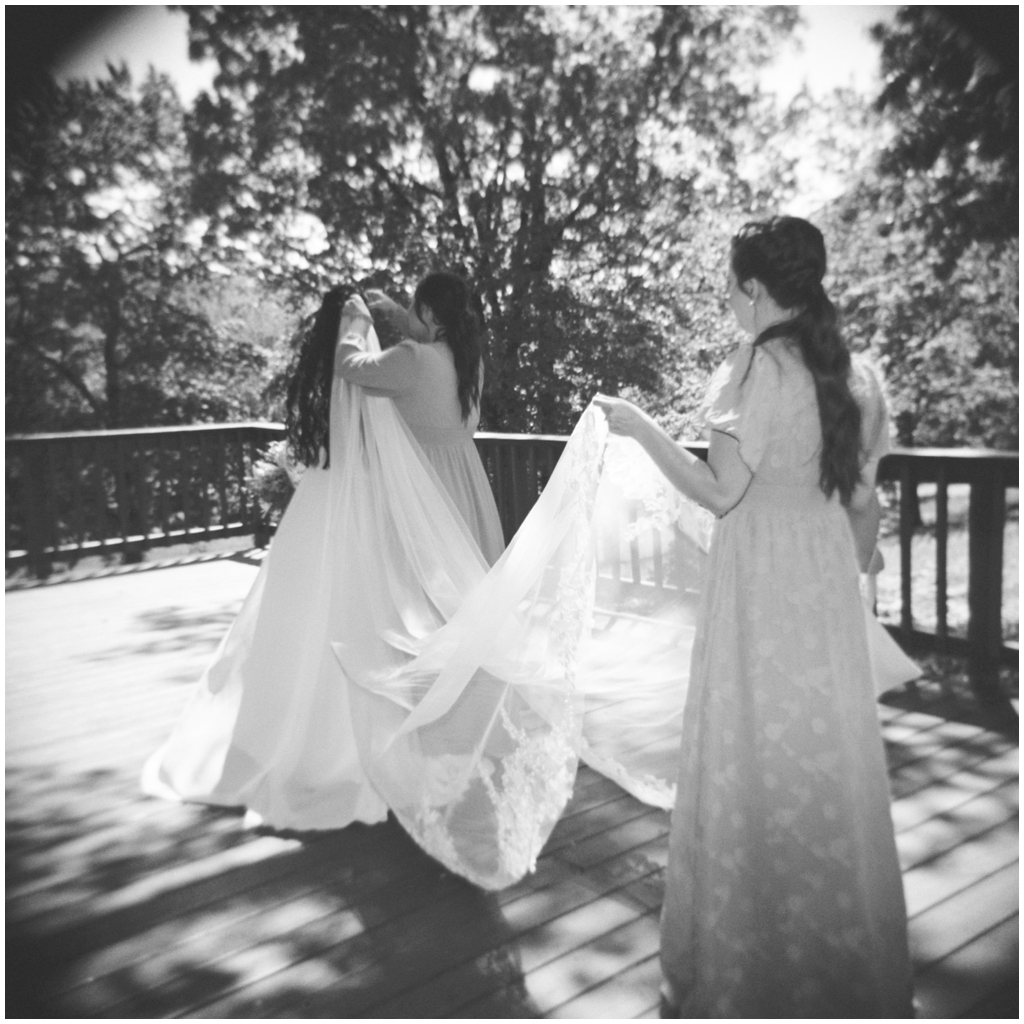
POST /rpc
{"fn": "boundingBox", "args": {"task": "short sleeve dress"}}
[659,339,914,1017]
[337,340,506,565]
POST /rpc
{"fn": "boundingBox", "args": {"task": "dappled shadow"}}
[7,760,530,1019]
[80,603,241,667]
[880,647,1019,739]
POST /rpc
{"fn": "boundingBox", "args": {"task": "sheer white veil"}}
[329,309,714,888]
[145,304,917,892]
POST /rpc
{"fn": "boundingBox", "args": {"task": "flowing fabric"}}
[144,318,917,895]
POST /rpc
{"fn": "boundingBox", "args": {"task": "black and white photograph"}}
[6,5,1017,1019]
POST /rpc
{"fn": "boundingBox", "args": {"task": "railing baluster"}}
[93,438,109,549]
[216,434,229,530]
[898,463,915,636]
[493,443,509,543]
[935,462,948,646]
[69,441,85,553]
[180,435,193,537]
[198,432,211,537]
[113,436,132,549]
[138,444,153,547]
[510,441,526,535]
[237,433,252,528]
[23,440,52,577]
[45,438,62,558]
[157,436,171,538]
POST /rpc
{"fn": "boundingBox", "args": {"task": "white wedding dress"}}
[143,315,918,890]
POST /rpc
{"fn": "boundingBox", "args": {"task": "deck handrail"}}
[6,424,1018,695]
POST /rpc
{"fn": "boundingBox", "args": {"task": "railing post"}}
[967,466,1006,700]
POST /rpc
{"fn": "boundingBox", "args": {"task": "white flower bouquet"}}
[246,439,306,525]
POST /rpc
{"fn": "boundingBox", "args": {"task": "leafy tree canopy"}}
[180,4,798,430]
[870,6,1017,275]
[812,6,1018,450]
[6,68,285,432]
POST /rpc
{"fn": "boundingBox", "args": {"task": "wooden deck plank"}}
[909,862,1018,969]
[457,911,661,1018]
[5,560,1018,1020]
[49,829,440,1017]
[367,830,672,1020]
[913,916,1019,1019]
[891,750,1020,833]
[895,779,1019,869]
[902,818,1018,919]
[546,952,663,1019]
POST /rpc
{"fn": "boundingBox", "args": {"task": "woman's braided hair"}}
[731,216,862,504]
[413,271,482,423]
[285,284,357,469]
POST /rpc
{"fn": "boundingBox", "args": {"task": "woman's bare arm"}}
[595,396,752,516]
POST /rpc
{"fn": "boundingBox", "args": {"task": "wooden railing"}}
[5,423,276,571]
[6,425,1018,695]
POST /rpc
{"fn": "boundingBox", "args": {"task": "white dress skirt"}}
[143,319,918,899]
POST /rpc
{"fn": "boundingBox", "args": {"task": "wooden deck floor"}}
[6,556,1019,1019]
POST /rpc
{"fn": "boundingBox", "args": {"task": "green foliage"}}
[871,7,1017,274]
[181,5,798,431]
[813,7,1018,451]
[5,69,288,432]
[824,184,1018,449]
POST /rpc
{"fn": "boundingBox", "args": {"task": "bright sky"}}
[762,5,894,102]
[54,5,896,104]
[55,7,218,102]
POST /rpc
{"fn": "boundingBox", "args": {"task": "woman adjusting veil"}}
[144,263,916,896]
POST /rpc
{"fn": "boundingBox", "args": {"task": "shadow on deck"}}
[5,557,1019,1018]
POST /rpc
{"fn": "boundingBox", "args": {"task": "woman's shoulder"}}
[706,340,784,398]
[702,341,783,425]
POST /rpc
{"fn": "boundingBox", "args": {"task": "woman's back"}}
[389,341,482,439]
[706,337,888,498]
[336,334,504,564]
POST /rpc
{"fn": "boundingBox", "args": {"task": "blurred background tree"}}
[6,67,285,432]
[180,5,797,432]
[5,5,1017,447]
[818,6,1017,450]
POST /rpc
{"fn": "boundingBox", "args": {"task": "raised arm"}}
[594,396,752,517]
[334,296,419,398]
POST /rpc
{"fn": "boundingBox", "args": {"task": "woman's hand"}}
[340,294,373,338]
[593,394,649,439]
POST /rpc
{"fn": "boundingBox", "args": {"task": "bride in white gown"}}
[143,276,918,890]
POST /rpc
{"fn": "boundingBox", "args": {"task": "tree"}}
[822,181,1018,449]
[5,68,278,432]
[870,6,1017,275]
[181,5,798,432]
[811,7,1018,450]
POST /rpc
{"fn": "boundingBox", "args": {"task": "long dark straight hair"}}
[285,284,357,468]
[731,216,862,504]
[413,271,482,423]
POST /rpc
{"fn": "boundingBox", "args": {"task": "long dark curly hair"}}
[285,284,357,469]
[413,271,482,423]
[731,216,862,505]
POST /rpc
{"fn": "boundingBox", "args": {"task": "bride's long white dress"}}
[143,316,918,892]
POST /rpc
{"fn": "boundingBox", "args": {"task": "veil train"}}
[144,315,918,890]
